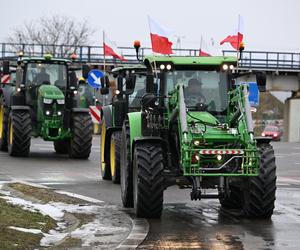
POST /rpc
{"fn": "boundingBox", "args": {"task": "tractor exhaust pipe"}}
[178,85,188,143]
[243,85,254,134]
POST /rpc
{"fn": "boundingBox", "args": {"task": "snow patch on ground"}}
[0,183,130,248]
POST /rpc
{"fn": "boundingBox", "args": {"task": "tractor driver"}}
[34,66,50,85]
[185,78,206,106]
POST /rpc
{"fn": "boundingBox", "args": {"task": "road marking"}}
[55,190,104,203]
[277,177,300,184]
[116,215,149,249]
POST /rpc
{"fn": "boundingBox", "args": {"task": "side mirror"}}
[69,71,78,90]
[100,76,110,95]
[82,64,89,79]
[126,75,136,90]
[3,61,10,75]
[146,74,154,93]
[255,71,266,92]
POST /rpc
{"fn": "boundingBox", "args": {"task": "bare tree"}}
[7,15,94,57]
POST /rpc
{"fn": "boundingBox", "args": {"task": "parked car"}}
[261,125,282,141]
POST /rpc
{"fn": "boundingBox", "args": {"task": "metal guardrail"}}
[0,43,199,64]
[223,50,300,71]
[1,43,300,71]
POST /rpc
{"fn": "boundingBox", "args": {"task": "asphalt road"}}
[1,137,300,249]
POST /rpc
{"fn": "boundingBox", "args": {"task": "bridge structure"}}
[1,43,300,142]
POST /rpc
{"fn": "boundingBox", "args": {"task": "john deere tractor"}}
[0,54,93,158]
[100,65,147,183]
[120,55,276,219]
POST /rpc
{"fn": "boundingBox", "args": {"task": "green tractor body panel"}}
[36,85,70,141]
[127,112,142,148]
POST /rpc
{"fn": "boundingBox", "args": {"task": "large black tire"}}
[54,140,69,154]
[110,131,121,184]
[219,185,243,209]
[7,110,32,157]
[133,142,164,218]
[0,103,9,151]
[100,118,111,180]
[69,113,93,159]
[242,143,277,218]
[120,120,133,207]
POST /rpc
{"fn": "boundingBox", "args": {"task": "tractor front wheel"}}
[120,120,133,207]
[133,142,164,218]
[0,104,9,151]
[242,143,277,218]
[54,140,69,154]
[69,113,93,159]
[7,110,31,157]
[110,131,121,184]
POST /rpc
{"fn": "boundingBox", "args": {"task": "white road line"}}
[277,177,300,184]
[55,190,104,203]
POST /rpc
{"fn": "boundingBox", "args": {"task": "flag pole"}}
[236,15,241,70]
[200,35,203,55]
[103,30,106,73]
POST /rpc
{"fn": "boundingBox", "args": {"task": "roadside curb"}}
[116,211,149,250]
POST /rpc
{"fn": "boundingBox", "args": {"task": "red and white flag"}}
[103,32,127,61]
[148,16,173,54]
[199,36,212,57]
[220,15,244,50]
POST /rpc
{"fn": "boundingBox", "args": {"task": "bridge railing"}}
[0,43,199,64]
[223,50,300,70]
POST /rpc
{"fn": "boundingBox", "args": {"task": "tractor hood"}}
[187,111,219,125]
[38,85,65,100]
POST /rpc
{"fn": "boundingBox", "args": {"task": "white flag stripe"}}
[148,16,172,38]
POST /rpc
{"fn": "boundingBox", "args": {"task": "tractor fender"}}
[127,112,142,148]
[101,105,112,127]
[71,108,90,113]
[254,136,273,145]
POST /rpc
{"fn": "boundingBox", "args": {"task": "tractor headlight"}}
[193,140,200,146]
[44,98,53,104]
[160,64,165,70]
[217,155,222,161]
[45,110,51,116]
[57,111,62,116]
[166,64,172,70]
[222,64,229,71]
[229,64,234,70]
[57,99,65,105]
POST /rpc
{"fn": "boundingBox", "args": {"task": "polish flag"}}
[220,15,244,50]
[199,36,211,56]
[103,32,127,61]
[148,16,173,54]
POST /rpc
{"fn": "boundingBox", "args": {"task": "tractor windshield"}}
[25,63,67,90]
[165,70,228,112]
[129,74,146,108]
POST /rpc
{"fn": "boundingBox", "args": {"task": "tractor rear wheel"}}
[219,185,243,209]
[242,143,276,218]
[0,104,9,151]
[110,131,121,184]
[120,120,133,207]
[7,110,31,157]
[69,113,93,159]
[54,140,69,154]
[100,118,111,180]
[133,142,164,218]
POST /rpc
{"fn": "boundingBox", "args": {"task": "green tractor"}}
[100,65,147,183]
[0,54,93,158]
[120,55,277,218]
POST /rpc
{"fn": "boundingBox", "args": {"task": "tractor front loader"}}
[120,55,276,219]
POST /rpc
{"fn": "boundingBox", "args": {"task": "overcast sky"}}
[1,0,299,54]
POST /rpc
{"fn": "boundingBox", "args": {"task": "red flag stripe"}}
[103,43,127,61]
[150,33,173,55]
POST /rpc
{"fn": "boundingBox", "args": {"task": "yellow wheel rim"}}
[101,120,106,172]
[110,137,115,178]
[9,120,13,145]
[0,105,3,139]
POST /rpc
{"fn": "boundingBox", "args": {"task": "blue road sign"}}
[87,69,104,89]
[248,82,259,107]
